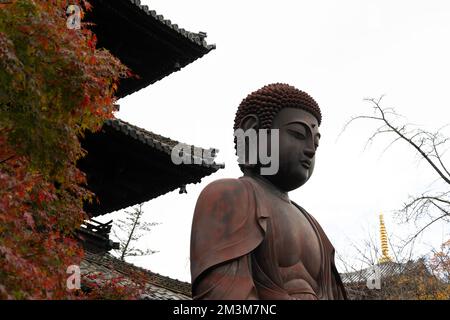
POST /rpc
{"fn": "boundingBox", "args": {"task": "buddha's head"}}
[234,83,321,192]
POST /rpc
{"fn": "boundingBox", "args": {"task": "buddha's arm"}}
[190,178,263,300]
[193,255,258,300]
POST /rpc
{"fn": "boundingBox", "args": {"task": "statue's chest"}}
[270,202,322,278]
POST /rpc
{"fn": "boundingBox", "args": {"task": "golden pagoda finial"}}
[379,213,392,263]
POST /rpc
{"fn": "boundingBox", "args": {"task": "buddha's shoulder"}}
[194,178,258,219]
[198,177,249,197]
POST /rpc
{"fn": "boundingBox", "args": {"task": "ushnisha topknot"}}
[233,83,322,131]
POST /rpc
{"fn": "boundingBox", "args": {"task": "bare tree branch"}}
[344,96,450,241]
[403,208,449,247]
[365,98,450,184]
[112,203,160,261]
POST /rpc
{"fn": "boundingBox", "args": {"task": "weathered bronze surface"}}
[190,84,347,300]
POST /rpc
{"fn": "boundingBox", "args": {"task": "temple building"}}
[75,0,223,299]
[340,214,431,300]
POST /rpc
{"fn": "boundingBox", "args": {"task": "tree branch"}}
[403,203,449,247]
[367,98,450,184]
[0,154,15,164]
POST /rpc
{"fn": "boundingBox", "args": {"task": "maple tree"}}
[0,0,145,299]
[81,271,148,300]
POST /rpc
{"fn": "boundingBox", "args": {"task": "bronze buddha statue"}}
[190,83,347,300]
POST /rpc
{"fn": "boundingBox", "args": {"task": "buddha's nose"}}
[304,148,315,159]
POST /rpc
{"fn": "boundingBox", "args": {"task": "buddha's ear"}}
[239,114,260,131]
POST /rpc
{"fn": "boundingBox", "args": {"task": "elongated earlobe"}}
[239,114,259,132]
[235,114,260,171]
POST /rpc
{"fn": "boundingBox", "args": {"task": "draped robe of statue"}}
[190,175,347,300]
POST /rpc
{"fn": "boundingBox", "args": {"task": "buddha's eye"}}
[288,129,306,140]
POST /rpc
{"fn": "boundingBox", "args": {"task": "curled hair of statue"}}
[233,83,322,158]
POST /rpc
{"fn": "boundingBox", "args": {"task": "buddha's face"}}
[264,108,320,192]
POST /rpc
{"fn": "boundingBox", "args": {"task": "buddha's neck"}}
[243,170,291,204]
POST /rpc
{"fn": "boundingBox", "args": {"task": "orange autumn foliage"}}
[0,0,144,299]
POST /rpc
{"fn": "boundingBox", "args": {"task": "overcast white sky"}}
[95,0,450,282]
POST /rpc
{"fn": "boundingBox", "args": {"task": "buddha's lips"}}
[300,160,311,169]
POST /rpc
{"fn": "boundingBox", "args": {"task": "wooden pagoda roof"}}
[87,0,215,98]
[78,119,224,216]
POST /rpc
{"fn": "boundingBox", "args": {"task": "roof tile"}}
[126,0,215,50]
[105,119,225,170]
[82,251,192,300]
